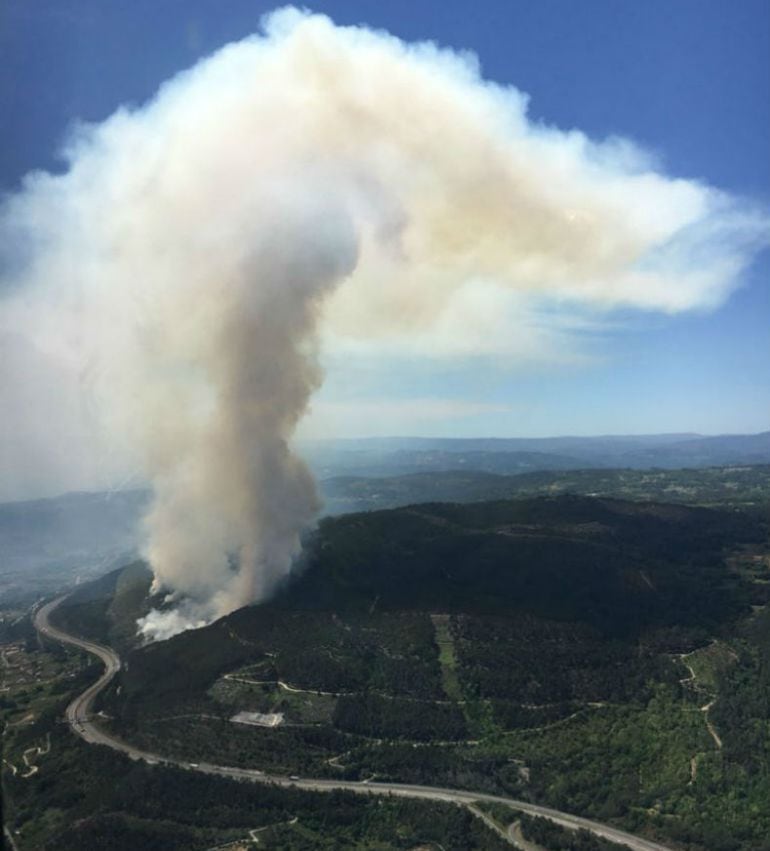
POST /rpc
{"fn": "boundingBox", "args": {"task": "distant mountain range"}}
[321,465,770,515]
[2,431,768,603]
[0,489,149,603]
[302,431,770,476]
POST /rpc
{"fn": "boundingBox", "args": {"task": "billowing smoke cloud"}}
[1,9,767,639]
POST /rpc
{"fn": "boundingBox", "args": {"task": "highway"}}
[34,596,675,851]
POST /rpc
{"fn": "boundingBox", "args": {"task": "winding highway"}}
[34,596,675,851]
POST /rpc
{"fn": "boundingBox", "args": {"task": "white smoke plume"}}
[0,9,767,639]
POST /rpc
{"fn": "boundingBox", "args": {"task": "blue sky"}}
[2,0,768,437]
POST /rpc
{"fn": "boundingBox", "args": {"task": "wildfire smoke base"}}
[0,8,767,640]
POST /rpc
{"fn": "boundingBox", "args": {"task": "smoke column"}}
[0,9,767,639]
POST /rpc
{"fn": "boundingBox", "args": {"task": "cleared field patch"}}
[210,678,337,725]
[431,614,463,703]
[683,641,738,693]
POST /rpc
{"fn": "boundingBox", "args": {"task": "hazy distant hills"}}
[2,431,769,602]
[321,465,770,515]
[313,448,593,477]
[0,490,149,603]
[620,431,770,467]
[303,431,770,476]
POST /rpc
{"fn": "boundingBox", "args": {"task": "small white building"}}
[230,710,284,727]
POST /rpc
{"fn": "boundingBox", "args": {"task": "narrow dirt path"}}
[700,700,723,750]
[679,654,723,751]
[509,819,548,851]
[466,804,517,847]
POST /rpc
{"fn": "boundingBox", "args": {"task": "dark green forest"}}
[5,493,770,849]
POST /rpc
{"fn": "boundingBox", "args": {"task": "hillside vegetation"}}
[64,494,770,851]
[322,464,770,515]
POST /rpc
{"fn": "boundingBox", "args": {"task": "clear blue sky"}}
[2,0,768,436]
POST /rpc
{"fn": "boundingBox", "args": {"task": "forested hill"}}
[58,494,770,849]
[113,495,767,710]
[284,495,765,633]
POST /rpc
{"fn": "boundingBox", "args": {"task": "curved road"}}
[34,596,674,851]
